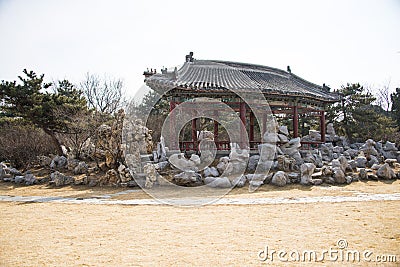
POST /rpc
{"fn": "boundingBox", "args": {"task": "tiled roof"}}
[145,59,339,102]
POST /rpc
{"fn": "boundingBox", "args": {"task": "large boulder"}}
[204,177,231,188]
[169,153,197,171]
[203,166,219,177]
[271,171,288,186]
[332,167,346,184]
[143,163,158,189]
[300,163,316,185]
[376,163,396,180]
[173,171,202,186]
[50,171,74,186]
[355,156,368,168]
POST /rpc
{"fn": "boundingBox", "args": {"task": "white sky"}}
[0,0,399,99]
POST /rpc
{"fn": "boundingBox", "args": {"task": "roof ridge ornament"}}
[185,51,194,62]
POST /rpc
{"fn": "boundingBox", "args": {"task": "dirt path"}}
[0,181,399,266]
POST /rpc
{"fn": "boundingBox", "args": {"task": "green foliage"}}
[0,70,88,154]
[391,88,400,127]
[328,83,398,142]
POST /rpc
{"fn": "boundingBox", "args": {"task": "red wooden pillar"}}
[293,105,299,138]
[213,110,218,149]
[320,110,326,143]
[191,118,197,150]
[240,101,246,147]
[169,101,176,149]
[249,111,254,148]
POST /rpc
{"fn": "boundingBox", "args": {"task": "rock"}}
[143,163,158,189]
[287,172,300,183]
[326,123,336,136]
[300,163,316,185]
[321,166,333,177]
[376,163,396,180]
[345,176,353,184]
[309,130,321,141]
[37,156,52,167]
[344,149,359,159]
[154,161,169,171]
[368,174,378,180]
[232,175,247,188]
[359,168,368,180]
[88,178,98,187]
[247,155,260,172]
[355,156,368,168]
[280,137,301,156]
[173,171,202,186]
[384,159,398,168]
[311,178,323,185]
[0,163,6,179]
[50,155,68,169]
[279,125,289,136]
[204,166,219,177]
[24,171,36,185]
[14,176,25,184]
[204,177,231,188]
[189,154,201,166]
[106,169,119,185]
[271,171,288,186]
[117,164,126,173]
[169,153,197,171]
[278,134,289,143]
[347,160,357,171]
[263,133,279,143]
[333,167,346,184]
[276,155,296,172]
[73,161,88,175]
[320,143,334,162]
[367,155,379,168]
[258,143,276,162]
[338,156,349,172]
[74,174,88,185]
[383,141,397,151]
[216,156,230,173]
[50,171,74,186]
[371,164,381,170]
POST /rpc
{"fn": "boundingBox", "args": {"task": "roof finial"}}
[186,52,194,62]
[287,65,291,73]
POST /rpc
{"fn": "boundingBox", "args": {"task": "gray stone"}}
[359,168,368,180]
[384,159,398,167]
[232,175,247,188]
[204,166,219,177]
[371,164,381,170]
[321,166,333,177]
[355,156,368,168]
[169,153,197,171]
[345,176,353,184]
[288,172,300,183]
[216,156,230,173]
[280,137,301,156]
[173,171,202,186]
[279,125,289,136]
[326,123,336,136]
[247,155,260,172]
[189,154,201,166]
[333,167,346,184]
[204,177,231,188]
[376,163,396,180]
[271,171,288,186]
[263,133,279,143]
[50,171,74,186]
[310,178,323,185]
[154,161,169,171]
[24,172,36,185]
[367,155,379,168]
[300,163,316,185]
[368,174,378,180]
[278,134,289,143]
[74,161,88,175]
[14,175,25,184]
[50,155,68,169]
[143,163,158,188]
[383,141,397,151]
[258,143,276,162]
[276,155,296,172]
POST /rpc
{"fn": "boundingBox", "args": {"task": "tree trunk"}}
[44,129,64,156]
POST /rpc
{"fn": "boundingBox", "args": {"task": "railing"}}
[179,140,322,151]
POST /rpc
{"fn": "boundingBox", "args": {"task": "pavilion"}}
[144,52,340,151]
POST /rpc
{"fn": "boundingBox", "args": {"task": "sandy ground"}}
[0,181,399,266]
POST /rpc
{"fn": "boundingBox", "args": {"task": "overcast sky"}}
[0,0,399,99]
